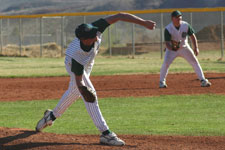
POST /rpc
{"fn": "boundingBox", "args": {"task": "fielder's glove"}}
[79,86,96,103]
[171,40,181,51]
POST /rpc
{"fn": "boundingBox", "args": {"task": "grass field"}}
[0,94,225,136]
[0,50,224,137]
[0,50,224,77]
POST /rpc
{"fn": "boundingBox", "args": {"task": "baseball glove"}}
[79,86,96,103]
[171,40,181,51]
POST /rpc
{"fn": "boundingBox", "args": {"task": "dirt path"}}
[0,73,224,101]
[1,73,225,150]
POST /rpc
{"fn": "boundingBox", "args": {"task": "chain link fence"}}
[0,8,224,58]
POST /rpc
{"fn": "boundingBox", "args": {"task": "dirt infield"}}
[1,73,225,150]
[1,127,225,150]
[0,73,225,102]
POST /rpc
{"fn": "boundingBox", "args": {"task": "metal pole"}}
[0,19,2,54]
[6,19,9,45]
[132,23,135,59]
[19,18,22,56]
[40,17,43,57]
[160,13,164,59]
[61,16,64,57]
[189,12,193,47]
[115,23,117,43]
[190,12,193,26]
[221,11,224,58]
[108,26,112,56]
[83,16,86,23]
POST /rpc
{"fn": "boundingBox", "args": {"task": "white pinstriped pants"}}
[160,46,205,82]
[52,56,109,133]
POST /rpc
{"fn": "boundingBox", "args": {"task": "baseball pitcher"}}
[159,10,211,88]
[36,12,156,146]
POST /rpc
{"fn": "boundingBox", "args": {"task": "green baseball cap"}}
[171,10,182,17]
[75,23,98,39]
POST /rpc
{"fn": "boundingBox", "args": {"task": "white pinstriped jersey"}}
[54,31,109,132]
[65,32,102,72]
[165,21,189,48]
[52,18,111,133]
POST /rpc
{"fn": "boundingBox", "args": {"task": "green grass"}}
[0,57,66,77]
[0,50,224,77]
[1,94,225,136]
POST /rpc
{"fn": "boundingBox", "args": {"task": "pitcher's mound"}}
[1,127,225,150]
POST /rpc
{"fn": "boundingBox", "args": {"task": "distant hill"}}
[0,0,224,15]
[159,0,225,9]
[196,25,225,42]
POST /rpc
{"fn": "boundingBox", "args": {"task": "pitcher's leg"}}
[83,99,109,132]
[36,56,80,131]
[53,58,81,118]
[82,72,109,132]
[53,79,80,118]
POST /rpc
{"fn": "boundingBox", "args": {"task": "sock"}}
[50,112,56,121]
[102,129,112,135]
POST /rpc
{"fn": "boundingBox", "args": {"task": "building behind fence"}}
[0,8,224,58]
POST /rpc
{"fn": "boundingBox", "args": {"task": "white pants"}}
[52,56,109,133]
[160,46,205,82]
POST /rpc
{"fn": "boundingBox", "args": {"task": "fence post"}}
[19,18,22,56]
[6,19,9,45]
[132,23,135,59]
[190,12,193,26]
[189,12,193,47]
[160,13,164,59]
[108,26,112,56]
[83,16,86,23]
[115,23,117,44]
[221,11,224,58]
[40,17,43,57]
[61,16,64,57]
[0,19,2,54]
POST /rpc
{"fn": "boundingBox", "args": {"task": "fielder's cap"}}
[171,10,182,17]
[75,23,98,39]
